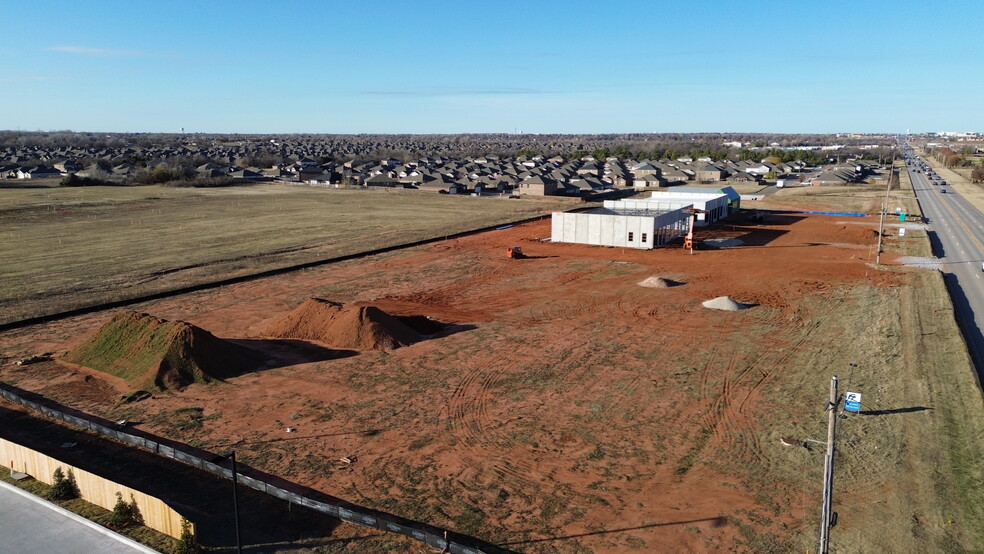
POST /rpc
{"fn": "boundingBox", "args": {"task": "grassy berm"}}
[61,311,262,391]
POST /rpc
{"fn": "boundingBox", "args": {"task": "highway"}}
[905,157,984,378]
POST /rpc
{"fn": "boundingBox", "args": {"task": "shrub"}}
[176,519,203,554]
[48,467,80,500]
[60,174,119,187]
[110,492,144,529]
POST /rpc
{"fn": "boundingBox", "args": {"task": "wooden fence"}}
[1,438,187,539]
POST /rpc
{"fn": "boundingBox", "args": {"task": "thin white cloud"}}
[46,45,148,57]
[359,87,552,97]
[0,76,62,83]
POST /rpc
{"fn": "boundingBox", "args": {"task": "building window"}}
[628,232,634,242]
[642,233,648,243]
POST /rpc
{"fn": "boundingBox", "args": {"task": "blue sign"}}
[844,392,862,413]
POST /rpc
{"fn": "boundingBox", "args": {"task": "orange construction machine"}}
[683,208,705,251]
[506,246,525,259]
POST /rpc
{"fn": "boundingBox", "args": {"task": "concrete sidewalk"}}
[0,479,159,553]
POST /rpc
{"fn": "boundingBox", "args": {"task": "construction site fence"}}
[0,383,508,554]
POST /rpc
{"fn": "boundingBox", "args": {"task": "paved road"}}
[0,480,158,554]
[906,160,984,378]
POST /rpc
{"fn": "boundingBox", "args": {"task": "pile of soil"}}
[262,298,421,350]
[638,276,681,288]
[61,311,263,391]
[702,296,749,311]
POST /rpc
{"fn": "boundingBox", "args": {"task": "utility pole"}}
[875,154,896,265]
[819,376,839,554]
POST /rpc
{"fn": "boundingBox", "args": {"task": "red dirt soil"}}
[261,298,420,351]
[0,213,905,553]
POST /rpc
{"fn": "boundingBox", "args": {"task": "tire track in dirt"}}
[445,354,509,452]
[521,288,659,328]
[690,292,843,469]
[697,349,769,465]
[519,295,611,327]
[727,291,840,462]
[489,456,551,488]
[444,351,570,489]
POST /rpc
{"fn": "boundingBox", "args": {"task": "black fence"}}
[0,381,513,554]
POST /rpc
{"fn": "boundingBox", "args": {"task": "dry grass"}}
[0,184,572,324]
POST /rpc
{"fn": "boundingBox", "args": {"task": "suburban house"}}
[726,172,760,184]
[696,164,728,183]
[365,172,403,187]
[54,160,84,173]
[629,161,662,181]
[633,173,669,190]
[518,175,557,196]
[17,166,62,179]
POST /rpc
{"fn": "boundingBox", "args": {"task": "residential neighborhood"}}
[1,132,896,197]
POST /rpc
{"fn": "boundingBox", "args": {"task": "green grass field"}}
[0,184,573,324]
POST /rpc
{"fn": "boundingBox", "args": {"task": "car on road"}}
[940,189,947,193]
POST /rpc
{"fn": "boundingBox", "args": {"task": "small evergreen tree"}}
[48,467,80,500]
[176,518,203,554]
[110,492,144,528]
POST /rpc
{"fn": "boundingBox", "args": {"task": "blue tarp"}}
[801,211,868,217]
[766,209,869,217]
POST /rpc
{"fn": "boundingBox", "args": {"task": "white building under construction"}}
[551,187,737,249]
[551,204,691,250]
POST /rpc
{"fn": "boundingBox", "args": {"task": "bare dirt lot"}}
[2,198,984,553]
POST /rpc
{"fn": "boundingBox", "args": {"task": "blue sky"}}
[2,0,980,134]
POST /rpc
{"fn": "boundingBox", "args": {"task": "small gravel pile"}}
[702,296,748,311]
[638,276,680,288]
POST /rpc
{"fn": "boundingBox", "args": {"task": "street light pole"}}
[219,451,243,554]
[231,452,242,554]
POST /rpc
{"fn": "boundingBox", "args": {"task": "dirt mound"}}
[262,298,420,350]
[702,296,749,311]
[61,311,263,391]
[638,276,681,288]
